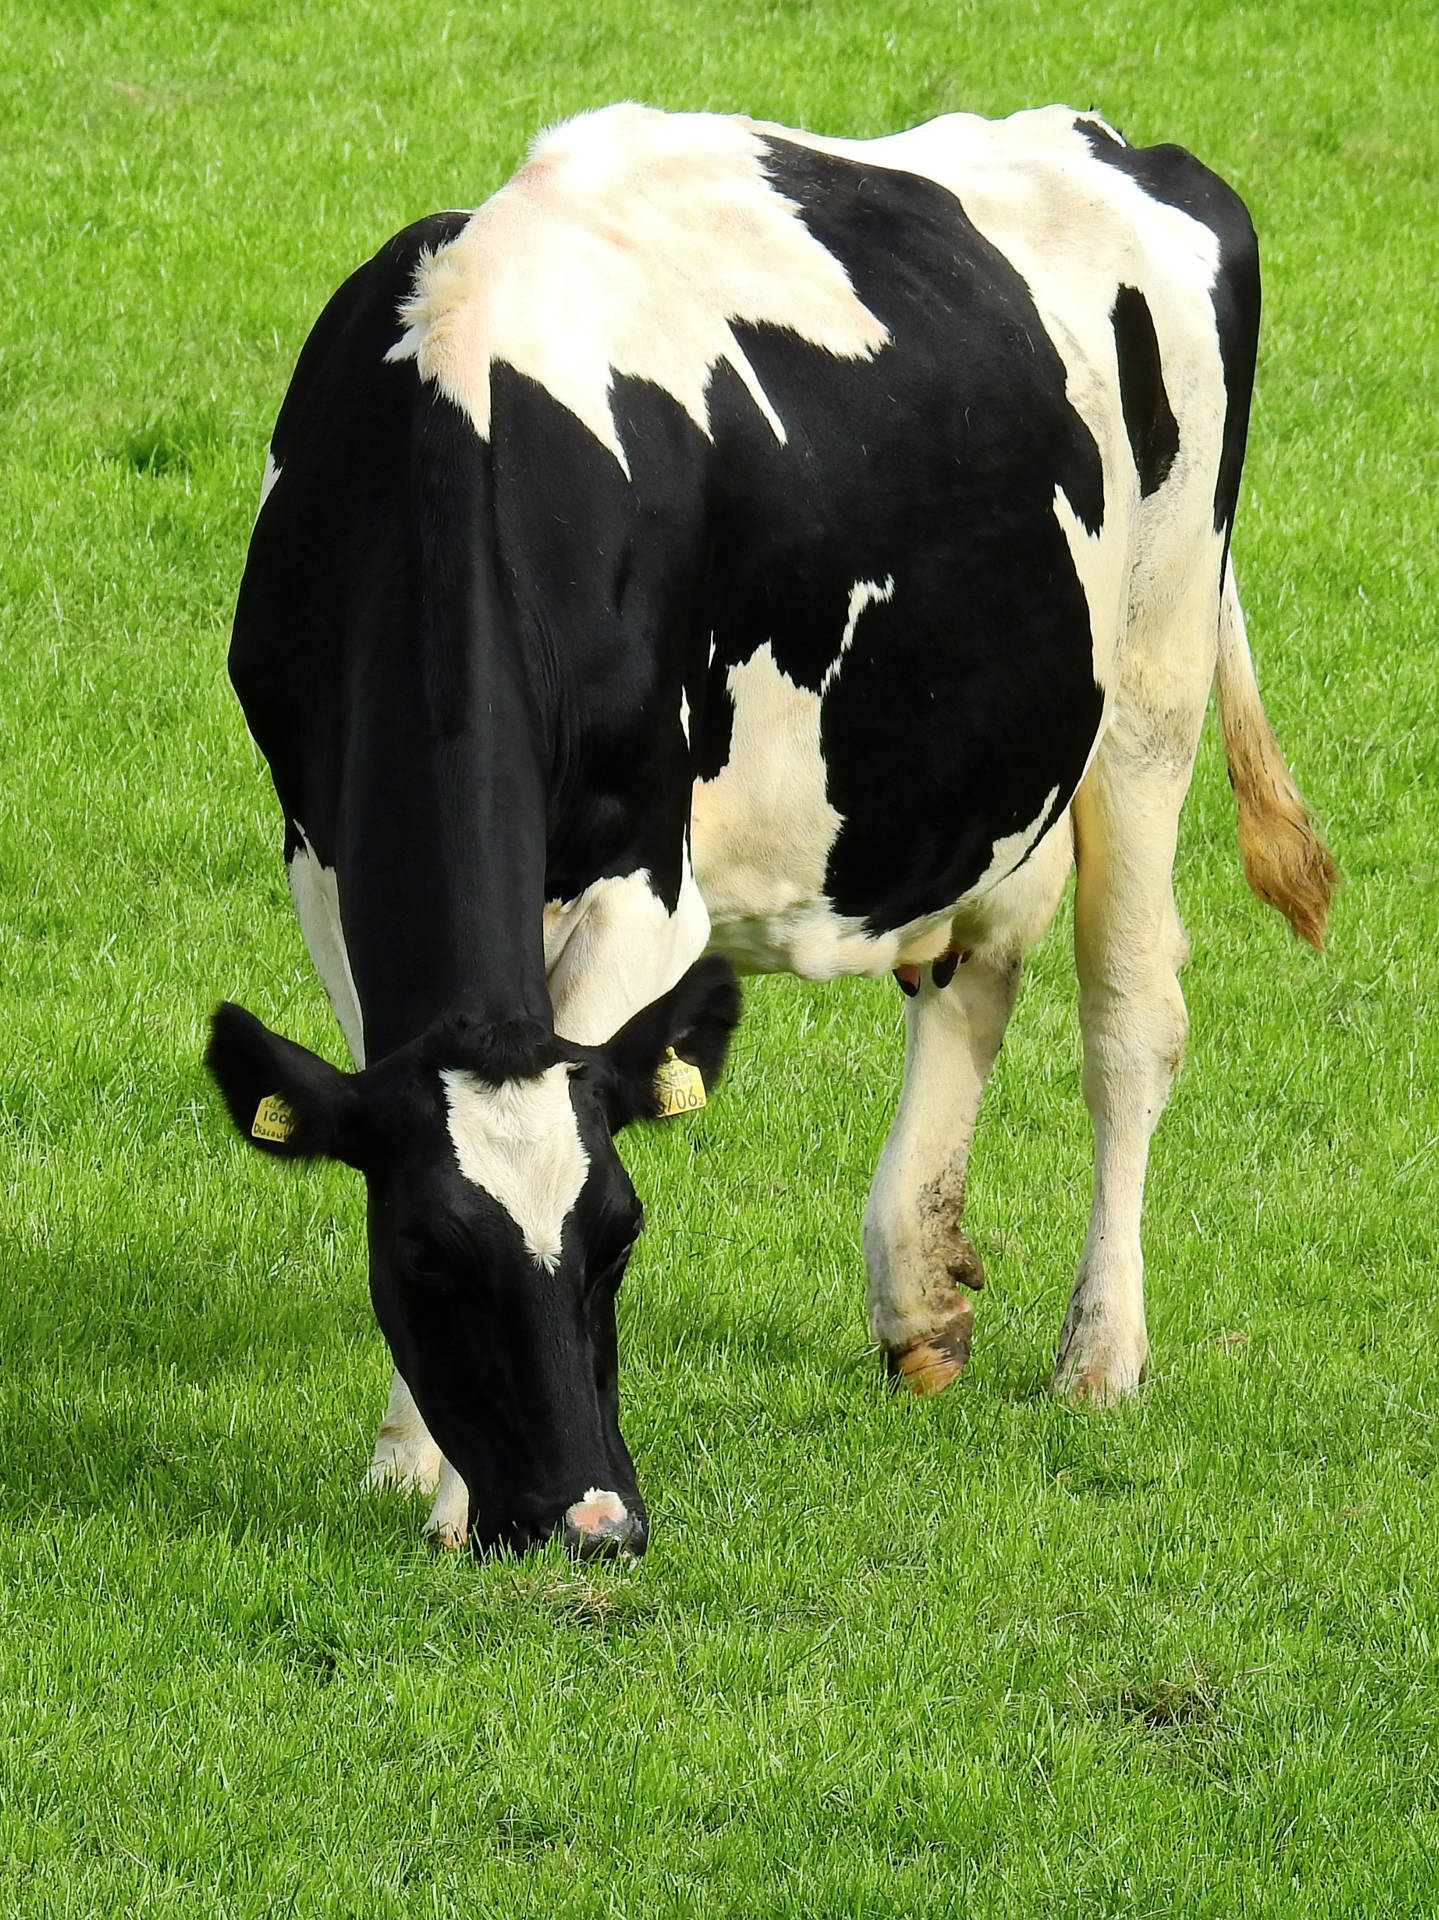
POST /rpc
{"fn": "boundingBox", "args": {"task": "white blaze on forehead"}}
[440,1065,589,1271]
[386,102,889,474]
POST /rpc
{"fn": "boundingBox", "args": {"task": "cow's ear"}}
[206,1002,367,1168]
[598,955,742,1130]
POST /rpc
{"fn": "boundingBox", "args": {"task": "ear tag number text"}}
[252,1092,296,1144]
[652,1048,706,1119]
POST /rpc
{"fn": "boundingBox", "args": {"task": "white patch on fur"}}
[544,863,710,1046]
[288,831,365,1065]
[441,1065,589,1270]
[425,1458,470,1548]
[692,578,954,977]
[258,450,281,514]
[691,641,840,972]
[953,811,1075,957]
[386,102,889,475]
[820,575,894,696]
[363,1372,442,1494]
[1052,487,1127,691]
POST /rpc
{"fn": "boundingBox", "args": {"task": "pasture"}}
[1,0,1436,1910]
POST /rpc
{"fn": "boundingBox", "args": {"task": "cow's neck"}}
[336,701,553,1064]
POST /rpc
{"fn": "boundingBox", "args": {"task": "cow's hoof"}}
[425,1519,468,1551]
[1050,1340,1147,1406]
[885,1302,974,1396]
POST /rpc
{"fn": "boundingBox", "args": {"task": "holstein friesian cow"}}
[208,102,1334,1558]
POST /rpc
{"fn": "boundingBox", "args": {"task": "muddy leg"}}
[863,950,1022,1393]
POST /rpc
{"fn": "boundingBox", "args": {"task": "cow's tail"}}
[1215,562,1336,948]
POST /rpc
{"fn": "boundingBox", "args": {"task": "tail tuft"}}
[1217,573,1336,949]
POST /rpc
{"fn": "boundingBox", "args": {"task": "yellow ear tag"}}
[652,1047,706,1119]
[251,1092,296,1144]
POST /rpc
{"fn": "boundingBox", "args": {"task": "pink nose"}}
[561,1488,642,1558]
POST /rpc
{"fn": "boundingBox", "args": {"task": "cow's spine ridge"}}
[1215,564,1336,948]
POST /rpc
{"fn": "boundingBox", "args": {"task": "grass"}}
[1,0,1437,1912]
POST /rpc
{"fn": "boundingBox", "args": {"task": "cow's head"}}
[206,956,740,1558]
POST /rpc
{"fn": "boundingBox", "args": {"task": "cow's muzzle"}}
[560,1487,646,1559]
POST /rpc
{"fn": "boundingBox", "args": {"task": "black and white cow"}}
[208,103,1333,1557]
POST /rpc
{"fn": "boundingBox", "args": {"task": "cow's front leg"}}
[422,1458,471,1549]
[363,1371,473,1547]
[863,950,1022,1393]
[362,1369,445,1496]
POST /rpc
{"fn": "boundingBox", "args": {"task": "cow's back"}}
[243,104,1258,984]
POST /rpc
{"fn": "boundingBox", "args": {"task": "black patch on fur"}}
[487,361,709,916]
[231,216,556,1055]
[421,1014,569,1086]
[1081,126,1260,544]
[235,211,473,870]
[1112,285,1179,497]
[689,136,1106,933]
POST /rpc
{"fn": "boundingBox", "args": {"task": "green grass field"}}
[2,0,1437,1912]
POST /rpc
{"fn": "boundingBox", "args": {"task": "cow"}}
[207,101,1334,1559]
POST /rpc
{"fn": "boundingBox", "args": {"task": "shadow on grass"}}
[623,1291,839,1375]
[0,1242,383,1547]
[110,403,232,477]
[0,1359,386,1538]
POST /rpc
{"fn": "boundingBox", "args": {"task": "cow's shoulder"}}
[234,211,483,853]
[268,209,473,470]
[383,105,892,470]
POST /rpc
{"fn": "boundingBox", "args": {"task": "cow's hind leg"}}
[1054,605,1215,1402]
[866,820,1072,1392]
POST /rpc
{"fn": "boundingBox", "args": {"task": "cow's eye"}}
[399,1232,452,1287]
